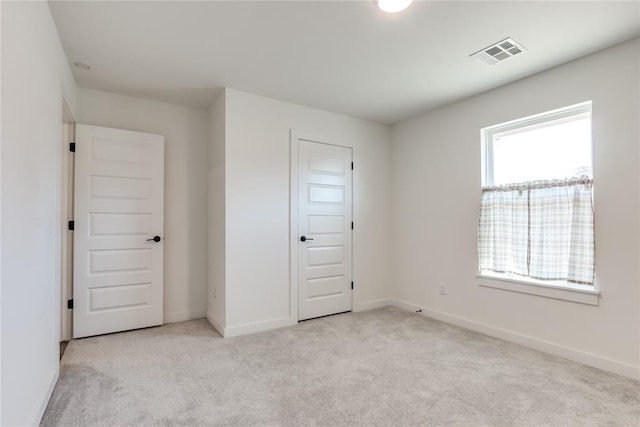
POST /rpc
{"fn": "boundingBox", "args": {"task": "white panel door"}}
[298,139,352,320]
[73,124,164,338]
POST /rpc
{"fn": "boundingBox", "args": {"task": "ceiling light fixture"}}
[73,62,91,70]
[377,0,413,13]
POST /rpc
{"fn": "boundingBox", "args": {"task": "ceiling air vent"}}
[470,37,527,65]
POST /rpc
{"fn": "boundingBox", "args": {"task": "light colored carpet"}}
[41,307,640,426]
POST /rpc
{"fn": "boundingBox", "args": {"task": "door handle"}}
[300,236,314,242]
[146,236,162,243]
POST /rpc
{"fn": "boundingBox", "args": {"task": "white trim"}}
[388,299,640,381]
[388,299,422,313]
[60,103,75,342]
[32,367,59,427]
[289,130,300,323]
[353,298,392,312]
[164,308,207,324]
[222,316,297,338]
[60,124,72,342]
[485,101,592,136]
[478,273,599,306]
[59,122,69,342]
[206,310,225,338]
[0,10,2,416]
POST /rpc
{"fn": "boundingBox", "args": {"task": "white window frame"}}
[478,101,599,305]
[481,101,592,187]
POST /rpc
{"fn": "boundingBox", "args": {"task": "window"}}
[478,102,597,302]
[482,103,592,186]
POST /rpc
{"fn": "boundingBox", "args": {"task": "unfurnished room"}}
[1,0,640,426]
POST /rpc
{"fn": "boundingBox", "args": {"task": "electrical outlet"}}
[439,283,447,295]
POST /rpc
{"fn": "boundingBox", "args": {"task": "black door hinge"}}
[67,299,74,309]
[68,220,75,231]
[69,142,76,152]
[351,162,353,170]
[351,222,354,230]
[351,281,354,290]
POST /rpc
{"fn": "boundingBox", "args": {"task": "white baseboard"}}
[353,298,391,312]
[388,299,421,313]
[388,299,640,381]
[223,316,297,338]
[163,308,207,324]
[206,310,225,337]
[32,366,59,426]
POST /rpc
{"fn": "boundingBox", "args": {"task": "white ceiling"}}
[49,1,640,124]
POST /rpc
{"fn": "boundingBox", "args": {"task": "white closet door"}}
[73,124,164,338]
[297,139,353,321]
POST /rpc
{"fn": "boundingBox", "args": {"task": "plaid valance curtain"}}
[478,177,595,286]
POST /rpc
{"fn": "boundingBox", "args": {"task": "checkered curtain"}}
[478,177,594,286]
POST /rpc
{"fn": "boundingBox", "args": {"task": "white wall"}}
[207,91,226,331]
[1,2,77,425]
[390,38,640,379]
[213,89,391,336]
[77,89,209,323]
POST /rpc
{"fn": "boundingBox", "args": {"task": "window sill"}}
[477,272,600,306]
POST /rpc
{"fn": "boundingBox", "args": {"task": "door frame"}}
[289,130,354,322]
[60,101,75,342]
